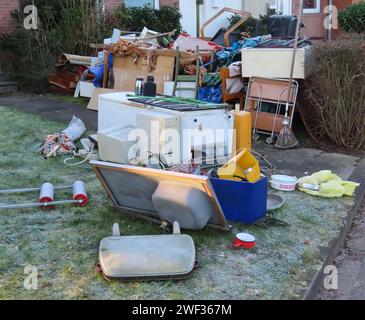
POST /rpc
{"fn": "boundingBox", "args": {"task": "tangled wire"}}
[39,133,77,159]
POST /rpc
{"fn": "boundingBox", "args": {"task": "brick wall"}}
[104,0,122,10]
[243,0,268,18]
[160,0,179,7]
[333,0,360,38]
[104,0,178,11]
[0,0,21,34]
[0,0,179,33]
[292,0,359,40]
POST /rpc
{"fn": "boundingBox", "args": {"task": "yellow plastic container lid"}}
[218,149,261,183]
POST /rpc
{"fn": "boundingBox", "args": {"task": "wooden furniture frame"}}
[244,77,299,137]
[220,67,244,108]
[200,7,251,47]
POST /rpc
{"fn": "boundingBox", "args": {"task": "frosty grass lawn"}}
[0,106,354,299]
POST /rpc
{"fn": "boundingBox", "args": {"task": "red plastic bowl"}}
[233,233,256,249]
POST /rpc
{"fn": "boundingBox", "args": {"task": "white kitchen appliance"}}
[136,111,180,162]
[98,125,136,164]
[98,92,234,164]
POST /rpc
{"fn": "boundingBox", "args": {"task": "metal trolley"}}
[244,77,299,144]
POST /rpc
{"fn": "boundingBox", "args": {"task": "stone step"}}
[0,73,11,81]
[0,81,18,94]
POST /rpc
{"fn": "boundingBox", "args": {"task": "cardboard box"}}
[112,55,175,95]
[241,46,312,79]
[79,81,96,98]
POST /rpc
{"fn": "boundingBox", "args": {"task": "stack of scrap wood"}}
[48,54,96,95]
[106,39,197,94]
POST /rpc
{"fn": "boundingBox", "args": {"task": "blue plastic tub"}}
[210,177,268,224]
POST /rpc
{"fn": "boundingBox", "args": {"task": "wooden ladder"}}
[172,46,200,99]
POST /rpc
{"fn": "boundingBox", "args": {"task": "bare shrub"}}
[303,34,365,150]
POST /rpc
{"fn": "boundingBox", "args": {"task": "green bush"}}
[0,0,104,93]
[303,35,365,150]
[104,5,182,34]
[227,8,275,37]
[0,2,182,93]
[227,15,259,35]
[338,2,365,33]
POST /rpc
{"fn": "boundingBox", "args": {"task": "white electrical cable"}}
[233,147,276,176]
[63,145,95,167]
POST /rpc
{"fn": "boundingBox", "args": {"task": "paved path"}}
[0,93,97,131]
[318,201,365,300]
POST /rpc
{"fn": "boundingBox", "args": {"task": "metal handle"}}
[0,199,81,210]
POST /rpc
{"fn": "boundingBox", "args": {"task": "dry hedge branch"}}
[303,35,365,150]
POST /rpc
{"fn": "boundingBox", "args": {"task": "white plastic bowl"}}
[270,175,298,192]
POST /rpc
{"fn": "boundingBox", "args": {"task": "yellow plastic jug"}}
[218,149,261,183]
[234,111,252,152]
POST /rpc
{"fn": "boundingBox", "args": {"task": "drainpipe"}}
[328,0,333,42]
[196,0,202,37]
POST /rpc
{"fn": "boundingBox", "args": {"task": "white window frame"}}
[303,0,321,14]
[124,0,160,9]
[269,0,292,15]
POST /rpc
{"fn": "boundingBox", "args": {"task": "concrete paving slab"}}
[254,142,359,180]
[337,260,362,298]
[318,201,365,300]
[347,237,365,252]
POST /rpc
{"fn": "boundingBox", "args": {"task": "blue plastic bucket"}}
[210,177,268,224]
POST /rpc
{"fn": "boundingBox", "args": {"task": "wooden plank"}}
[112,55,175,95]
[48,74,76,89]
[103,51,109,89]
[247,77,297,104]
[54,69,81,82]
[250,110,286,133]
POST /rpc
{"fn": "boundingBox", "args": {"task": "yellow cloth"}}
[298,170,360,198]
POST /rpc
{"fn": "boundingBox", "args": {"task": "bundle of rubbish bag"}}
[298,170,360,198]
[39,116,86,159]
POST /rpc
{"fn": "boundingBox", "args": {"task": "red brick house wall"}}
[0,0,21,34]
[160,0,178,7]
[104,0,178,11]
[0,0,178,34]
[292,0,360,40]
[333,0,359,38]
[2,0,358,36]
[334,0,359,11]
[104,0,122,10]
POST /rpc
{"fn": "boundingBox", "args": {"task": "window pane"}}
[267,0,276,9]
[304,0,318,9]
[124,0,154,8]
